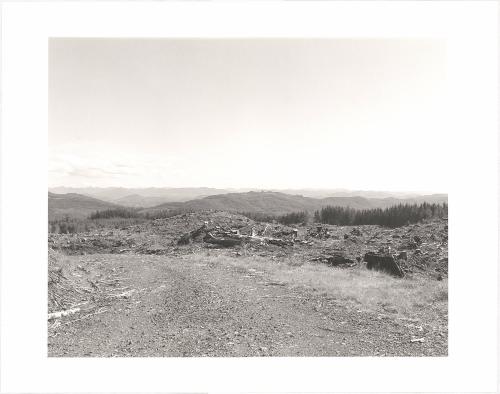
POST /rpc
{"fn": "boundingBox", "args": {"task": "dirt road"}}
[48,254,447,357]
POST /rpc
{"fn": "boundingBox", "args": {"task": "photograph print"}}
[48,38,448,357]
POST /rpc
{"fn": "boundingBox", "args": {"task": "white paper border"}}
[1,1,498,393]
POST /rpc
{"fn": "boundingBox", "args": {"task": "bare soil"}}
[48,253,447,357]
[48,212,447,357]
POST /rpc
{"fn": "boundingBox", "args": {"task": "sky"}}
[49,38,448,192]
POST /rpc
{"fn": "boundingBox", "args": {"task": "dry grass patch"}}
[194,253,447,321]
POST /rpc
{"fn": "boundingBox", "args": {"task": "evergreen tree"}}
[317,202,447,227]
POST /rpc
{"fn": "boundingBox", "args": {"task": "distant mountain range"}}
[48,186,436,208]
[145,191,447,215]
[49,187,233,207]
[48,189,448,220]
[48,192,120,219]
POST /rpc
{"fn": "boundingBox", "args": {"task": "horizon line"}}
[48,186,447,195]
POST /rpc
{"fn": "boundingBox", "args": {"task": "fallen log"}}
[178,225,296,249]
[312,253,355,267]
[203,233,243,247]
[48,307,80,320]
[267,238,294,247]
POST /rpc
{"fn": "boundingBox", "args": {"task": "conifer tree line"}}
[50,203,447,234]
[277,211,309,225]
[314,202,447,227]
[89,208,142,219]
[240,211,308,225]
[88,208,184,220]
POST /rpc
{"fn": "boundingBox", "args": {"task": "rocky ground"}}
[48,211,448,357]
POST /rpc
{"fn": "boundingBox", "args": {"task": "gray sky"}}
[49,38,448,192]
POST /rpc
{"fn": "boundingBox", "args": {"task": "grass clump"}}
[193,253,447,321]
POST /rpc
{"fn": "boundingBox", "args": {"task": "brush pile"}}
[48,249,89,313]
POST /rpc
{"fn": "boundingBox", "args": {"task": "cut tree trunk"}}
[364,252,405,277]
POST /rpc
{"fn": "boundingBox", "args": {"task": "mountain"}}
[319,194,449,210]
[270,189,422,199]
[148,191,319,215]
[146,191,448,215]
[48,192,122,220]
[48,186,440,205]
[112,194,176,208]
[404,194,449,205]
[48,189,448,220]
[48,187,232,205]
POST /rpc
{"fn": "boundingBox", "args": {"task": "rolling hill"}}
[49,190,448,220]
[148,191,320,214]
[145,191,448,216]
[112,194,176,208]
[48,192,122,220]
[48,187,232,206]
[48,186,442,206]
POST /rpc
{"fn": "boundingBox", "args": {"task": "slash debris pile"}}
[48,249,89,313]
[48,211,448,280]
[177,220,298,248]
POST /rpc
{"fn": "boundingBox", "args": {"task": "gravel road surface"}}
[48,254,447,357]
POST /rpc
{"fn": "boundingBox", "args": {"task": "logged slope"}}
[147,191,448,215]
[149,191,319,215]
[48,192,122,219]
[183,191,319,213]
